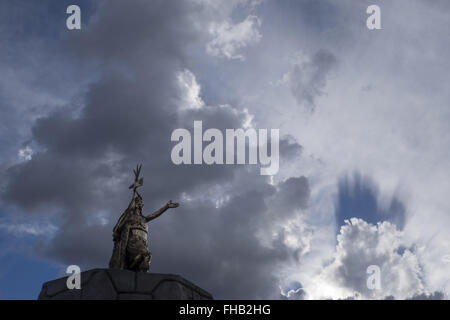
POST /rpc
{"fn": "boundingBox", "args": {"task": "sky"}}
[0,0,449,300]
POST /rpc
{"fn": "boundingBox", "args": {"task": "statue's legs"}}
[135,251,152,272]
[126,238,151,272]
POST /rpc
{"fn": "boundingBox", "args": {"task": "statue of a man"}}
[109,165,179,272]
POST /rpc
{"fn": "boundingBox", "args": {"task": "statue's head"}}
[134,194,144,212]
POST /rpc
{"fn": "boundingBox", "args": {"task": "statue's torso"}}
[126,213,148,245]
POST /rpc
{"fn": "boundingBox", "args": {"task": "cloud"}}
[206,15,262,60]
[18,146,33,162]
[407,291,445,300]
[304,218,435,299]
[280,287,306,300]
[283,49,337,112]
[177,69,205,110]
[0,222,57,237]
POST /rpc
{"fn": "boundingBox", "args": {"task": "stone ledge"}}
[38,268,213,300]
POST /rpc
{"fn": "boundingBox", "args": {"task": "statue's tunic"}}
[125,214,150,268]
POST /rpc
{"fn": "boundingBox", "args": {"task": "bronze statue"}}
[109,165,179,272]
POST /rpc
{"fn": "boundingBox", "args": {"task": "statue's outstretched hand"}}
[167,200,179,208]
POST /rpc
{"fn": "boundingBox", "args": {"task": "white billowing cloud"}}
[280,286,306,300]
[177,69,204,110]
[272,217,314,257]
[206,15,262,60]
[303,218,433,299]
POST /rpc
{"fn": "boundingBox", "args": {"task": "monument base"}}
[38,268,213,300]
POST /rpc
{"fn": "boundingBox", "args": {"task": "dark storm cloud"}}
[272,177,309,214]
[4,154,97,211]
[2,0,231,214]
[289,49,337,111]
[1,0,310,298]
[279,135,302,160]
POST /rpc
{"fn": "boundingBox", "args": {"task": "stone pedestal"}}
[38,268,213,300]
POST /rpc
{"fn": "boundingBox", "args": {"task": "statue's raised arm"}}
[145,200,179,222]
